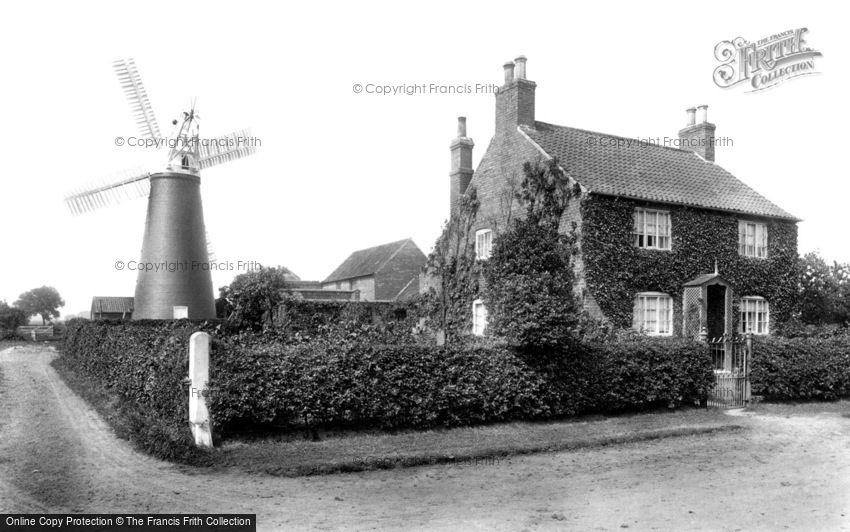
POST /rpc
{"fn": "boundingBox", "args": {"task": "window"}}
[472,299,488,336]
[475,229,493,260]
[633,208,671,250]
[633,292,673,336]
[172,306,188,319]
[740,297,769,335]
[738,221,768,258]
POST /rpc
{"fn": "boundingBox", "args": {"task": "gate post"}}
[189,331,213,447]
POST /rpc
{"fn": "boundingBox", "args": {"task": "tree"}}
[799,252,850,325]
[0,300,27,331]
[218,266,295,329]
[15,286,65,325]
[483,159,580,348]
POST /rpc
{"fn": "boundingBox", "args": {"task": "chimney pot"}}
[503,61,515,84]
[457,116,467,137]
[697,104,708,124]
[686,107,696,127]
[514,55,527,80]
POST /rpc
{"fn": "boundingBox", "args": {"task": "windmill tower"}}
[65,59,257,320]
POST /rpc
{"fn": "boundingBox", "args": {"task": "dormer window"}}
[475,229,493,260]
[738,221,768,258]
[633,208,671,250]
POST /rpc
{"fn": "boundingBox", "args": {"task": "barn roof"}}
[324,238,417,283]
[90,296,134,314]
[522,122,798,221]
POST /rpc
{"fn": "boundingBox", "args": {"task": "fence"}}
[705,334,752,408]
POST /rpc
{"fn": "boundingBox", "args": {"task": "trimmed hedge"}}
[206,335,714,432]
[61,318,217,461]
[62,319,714,455]
[750,335,850,400]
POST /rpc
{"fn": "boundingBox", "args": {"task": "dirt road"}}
[1,345,849,531]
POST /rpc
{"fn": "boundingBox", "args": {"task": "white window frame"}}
[738,220,768,259]
[475,229,493,260]
[740,296,769,335]
[633,208,672,250]
[472,299,488,336]
[633,292,674,336]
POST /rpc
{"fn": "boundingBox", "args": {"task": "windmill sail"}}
[64,168,152,215]
[113,58,161,140]
[199,129,257,170]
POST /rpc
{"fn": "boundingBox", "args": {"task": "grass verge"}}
[211,409,744,477]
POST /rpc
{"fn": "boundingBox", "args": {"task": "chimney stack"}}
[514,55,527,80]
[450,116,474,217]
[686,107,696,126]
[503,62,515,84]
[495,55,536,137]
[678,105,716,162]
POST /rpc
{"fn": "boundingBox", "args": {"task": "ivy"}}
[581,195,799,333]
[421,188,481,343]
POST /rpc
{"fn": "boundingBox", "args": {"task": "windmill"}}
[65,58,257,319]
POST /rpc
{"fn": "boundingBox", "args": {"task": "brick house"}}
[448,56,799,355]
[323,238,426,302]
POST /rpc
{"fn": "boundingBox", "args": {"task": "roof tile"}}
[523,122,797,220]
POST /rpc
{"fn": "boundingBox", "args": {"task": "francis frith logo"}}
[713,28,822,92]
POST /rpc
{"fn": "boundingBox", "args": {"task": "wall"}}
[580,194,798,334]
[323,276,376,301]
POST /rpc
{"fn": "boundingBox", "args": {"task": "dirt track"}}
[1,345,849,531]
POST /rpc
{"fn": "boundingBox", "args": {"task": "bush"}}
[206,333,714,433]
[61,318,217,462]
[62,319,714,458]
[272,297,421,345]
[750,335,850,400]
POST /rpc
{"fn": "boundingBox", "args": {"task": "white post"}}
[189,331,213,447]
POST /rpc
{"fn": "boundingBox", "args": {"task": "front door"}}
[706,284,726,339]
[706,284,727,370]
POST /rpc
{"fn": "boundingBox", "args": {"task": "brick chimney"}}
[449,116,474,216]
[678,105,716,162]
[495,55,536,137]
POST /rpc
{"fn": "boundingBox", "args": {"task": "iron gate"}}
[705,334,752,407]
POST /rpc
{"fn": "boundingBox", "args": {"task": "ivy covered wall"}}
[580,194,799,334]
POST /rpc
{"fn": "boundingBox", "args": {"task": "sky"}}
[0,0,846,317]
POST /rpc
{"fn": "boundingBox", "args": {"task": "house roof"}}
[324,238,417,283]
[521,122,798,221]
[91,296,134,314]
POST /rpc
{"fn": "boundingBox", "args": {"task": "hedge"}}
[61,318,217,461]
[61,319,714,457]
[750,335,850,400]
[206,335,714,432]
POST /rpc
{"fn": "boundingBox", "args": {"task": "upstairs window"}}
[633,208,671,250]
[472,299,488,336]
[738,221,768,258]
[633,292,673,336]
[741,296,769,335]
[475,229,493,260]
